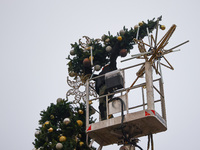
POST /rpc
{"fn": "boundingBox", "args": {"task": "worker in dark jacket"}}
[95,42,120,120]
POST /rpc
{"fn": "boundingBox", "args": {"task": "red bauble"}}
[119,49,127,57]
[83,58,91,67]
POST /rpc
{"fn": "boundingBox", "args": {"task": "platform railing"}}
[86,63,166,131]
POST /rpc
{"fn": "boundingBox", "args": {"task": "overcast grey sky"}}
[0,0,199,150]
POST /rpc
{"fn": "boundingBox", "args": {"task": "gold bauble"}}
[139,22,143,26]
[79,141,84,147]
[89,56,94,61]
[78,110,84,115]
[59,136,67,142]
[45,121,50,125]
[50,115,54,119]
[105,38,110,43]
[160,25,166,30]
[117,36,122,41]
[43,121,50,127]
[76,120,83,127]
[48,127,53,132]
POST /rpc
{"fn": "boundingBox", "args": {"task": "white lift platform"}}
[85,62,167,149]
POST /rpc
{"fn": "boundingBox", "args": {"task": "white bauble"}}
[35,130,40,136]
[120,146,129,150]
[70,50,75,55]
[32,148,37,150]
[56,143,63,150]
[119,29,125,35]
[134,25,139,30]
[106,46,112,52]
[94,65,101,71]
[63,118,71,125]
[57,98,63,103]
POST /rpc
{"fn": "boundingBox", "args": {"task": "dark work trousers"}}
[98,84,107,120]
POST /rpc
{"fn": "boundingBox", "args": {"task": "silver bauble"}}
[94,65,101,71]
[101,34,106,41]
[56,98,63,103]
[63,118,71,125]
[56,143,63,150]
[106,46,112,52]
[119,29,125,35]
[70,49,75,55]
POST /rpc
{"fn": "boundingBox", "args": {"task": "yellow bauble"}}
[117,36,122,41]
[160,25,166,30]
[50,115,54,119]
[78,110,84,115]
[79,141,84,147]
[43,121,50,127]
[45,121,50,125]
[48,127,53,132]
[139,22,143,26]
[76,120,83,127]
[89,56,94,61]
[59,136,67,142]
[89,101,93,104]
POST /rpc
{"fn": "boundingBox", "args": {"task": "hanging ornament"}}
[69,71,75,77]
[83,58,91,67]
[50,115,54,119]
[70,50,75,56]
[59,136,67,142]
[139,22,143,26]
[57,98,63,103]
[78,134,82,138]
[160,25,166,30]
[79,141,84,147]
[120,146,129,150]
[63,118,71,125]
[105,38,110,43]
[101,34,106,41]
[43,121,50,128]
[117,36,122,41]
[105,46,112,52]
[89,56,94,62]
[45,121,50,125]
[94,65,101,71]
[134,25,139,30]
[35,130,40,136]
[48,127,53,133]
[76,120,83,126]
[32,148,37,150]
[78,109,84,115]
[119,29,125,35]
[56,143,63,150]
[119,49,128,57]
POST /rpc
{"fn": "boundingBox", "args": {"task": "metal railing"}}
[85,63,166,129]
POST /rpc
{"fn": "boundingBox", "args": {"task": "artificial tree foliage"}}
[67,17,160,81]
[33,98,96,150]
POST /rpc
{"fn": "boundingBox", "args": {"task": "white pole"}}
[86,80,89,129]
[90,46,93,66]
[145,62,155,110]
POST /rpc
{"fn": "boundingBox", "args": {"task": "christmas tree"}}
[33,98,96,150]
